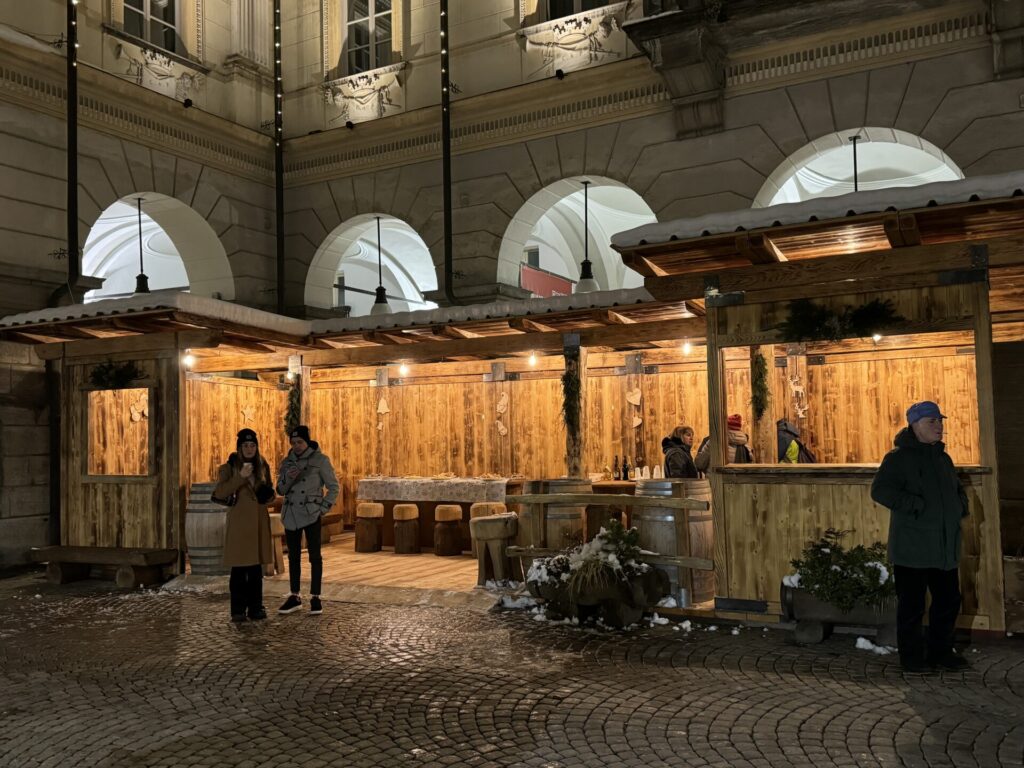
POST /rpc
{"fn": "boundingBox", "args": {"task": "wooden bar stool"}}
[393,504,420,554]
[469,502,506,557]
[355,502,384,552]
[469,513,518,586]
[433,504,463,557]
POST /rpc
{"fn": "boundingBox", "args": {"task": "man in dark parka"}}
[870,401,969,673]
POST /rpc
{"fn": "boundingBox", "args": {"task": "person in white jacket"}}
[275,425,340,616]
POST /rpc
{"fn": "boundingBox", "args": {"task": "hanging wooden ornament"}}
[240,404,255,423]
[129,392,149,423]
[496,391,509,415]
[626,388,642,407]
[377,397,390,415]
[495,420,508,436]
[632,416,643,428]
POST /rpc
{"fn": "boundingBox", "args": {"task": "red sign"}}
[520,264,574,298]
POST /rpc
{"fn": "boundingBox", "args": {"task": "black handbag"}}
[210,492,237,507]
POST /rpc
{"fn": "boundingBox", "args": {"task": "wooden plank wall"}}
[86,388,150,476]
[63,358,178,552]
[185,375,291,485]
[993,341,1024,555]
[721,473,991,628]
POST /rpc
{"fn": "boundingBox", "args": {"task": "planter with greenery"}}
[526,520,668,628]
[780,528,897,644]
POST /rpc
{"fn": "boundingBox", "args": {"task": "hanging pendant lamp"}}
[369,215,392,315]
[134,197,150,294]
[575,179,598,294]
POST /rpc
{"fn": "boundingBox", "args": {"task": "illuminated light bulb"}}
[872,333,882,342]
[529,353,537,367]
[182,353,196,368]
[399,364,409,376]
[682,341,692,356]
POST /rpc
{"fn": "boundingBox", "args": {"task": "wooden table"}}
[356,477,524,549]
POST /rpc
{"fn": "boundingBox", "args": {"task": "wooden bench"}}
[29,546,178,588]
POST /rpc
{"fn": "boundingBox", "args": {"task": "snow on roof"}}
[611,171,1024,250]
[311,287,656,334]
[0,290,313,337]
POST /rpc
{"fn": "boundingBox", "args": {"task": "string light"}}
[872,333,883,343]
[528,353,537,366]
[399,363,410,376]
[682,340,692,355]
[182,352,196,368]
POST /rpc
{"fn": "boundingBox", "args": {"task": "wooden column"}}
[563,334,587,479]
[705,305,728,599]
[299,364,312,425]
[970,269,1006,631]
[749,345,775,463]
[623,352,645,472]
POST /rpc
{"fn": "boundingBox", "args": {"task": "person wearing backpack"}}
[662,425,698,479]
[695,414,753,473]
[777,418,816,463]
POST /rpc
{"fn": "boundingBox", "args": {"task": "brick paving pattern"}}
[0,581,1022,767]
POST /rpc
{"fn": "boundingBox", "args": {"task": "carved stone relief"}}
[113,41,205,103]
[322,62,406,126]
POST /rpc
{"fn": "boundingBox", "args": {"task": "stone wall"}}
[0,342,50,567]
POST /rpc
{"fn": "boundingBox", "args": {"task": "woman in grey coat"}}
[275,425,340,615]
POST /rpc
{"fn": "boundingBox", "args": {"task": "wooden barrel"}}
[185,483,229,575]
[528,478,591,550]
[633,478,714,606]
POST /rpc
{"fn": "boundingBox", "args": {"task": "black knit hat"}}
[289,425,312,444]
[236,428,258,450]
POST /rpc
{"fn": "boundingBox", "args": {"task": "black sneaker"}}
[277,595,302,614]
[230,613,247,623]
[310,596,323,615]
[928,650,969,671]
[248,607,268,621]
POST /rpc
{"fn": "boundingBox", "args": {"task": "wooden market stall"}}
[613,171,1024,632]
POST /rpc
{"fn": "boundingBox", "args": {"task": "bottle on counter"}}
[622,455,631,481]
[613,455,621,481]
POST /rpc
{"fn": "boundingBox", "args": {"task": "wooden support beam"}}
[220,338,280,354]
[509,317,558,333]
[300,317,706,367]
[505,494,710,510]
[362,330,417,345]
[190,352,291,373]
[563,336,586,478]
[169,311,310,349]
[432,324,482,339]
[594,309,635,325]
[644,236,1024,302]
[33,330,224,360]
[705,303,729,600]
[736,232,787,263]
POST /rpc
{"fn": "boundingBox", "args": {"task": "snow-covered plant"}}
[787,528,894,613]
[527,519,649,599]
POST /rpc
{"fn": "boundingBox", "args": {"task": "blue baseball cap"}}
[906,401,946,425]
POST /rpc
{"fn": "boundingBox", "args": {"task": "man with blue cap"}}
[871,401,969,673]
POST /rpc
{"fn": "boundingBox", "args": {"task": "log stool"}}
[433,504,463,557]
[469,502,507,557]
[393,504,421,555]
[469,512,518,586]
[355,502,384,552]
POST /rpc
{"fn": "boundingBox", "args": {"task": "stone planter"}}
[780,583,897,645]
[527,567,669,628]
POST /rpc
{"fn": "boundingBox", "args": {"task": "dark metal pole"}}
[66,0,80,299]
[850,134,861,193]
[134,197,150,293]
[376,215,383,287]
[583,179,590,264]
[274,0,285,314]
[440,0,457,305]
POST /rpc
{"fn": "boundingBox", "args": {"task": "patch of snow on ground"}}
[782,573,801,588]
[501,595,538,610]
[731,628,740,635]
[656,596,677,608]
[650,613,669,625]
[680,620,692,631]
[855,636,895,655]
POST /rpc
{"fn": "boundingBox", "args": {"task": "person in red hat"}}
[871,400,969,673]
[695,413,753,473]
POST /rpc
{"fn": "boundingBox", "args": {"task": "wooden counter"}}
[713,463,997,629]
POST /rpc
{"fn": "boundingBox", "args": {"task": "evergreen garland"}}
[284,374,301,437]
[777,298,905,343]
[89,360,144,389]
[751,351,769,420]
[789,528,895,613]
[561,366,581,441]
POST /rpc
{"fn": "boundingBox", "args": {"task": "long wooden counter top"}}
[717,464,990,484]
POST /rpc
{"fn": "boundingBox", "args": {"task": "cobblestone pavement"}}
[0,578,1022,768]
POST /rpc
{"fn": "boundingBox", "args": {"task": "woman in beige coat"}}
[213,428,275,622]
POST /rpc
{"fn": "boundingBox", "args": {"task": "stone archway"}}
[753,128,964,208]
[306,214,438,316]
[83,193,235,300]
[498,176,655,293]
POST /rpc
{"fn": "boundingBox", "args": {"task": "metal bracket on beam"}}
[704,290,745,307]
[938,268,987,286]
[491,362,507,382]
[375,367,389,388]
[625,353,644,374]
[807,355,826,366]
[969,244,989,269]
[774,357,788,368]
[643,365,659,374]
[562,332,581,353]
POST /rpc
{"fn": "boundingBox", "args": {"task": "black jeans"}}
[894,565,961,663]
[285,520,323,596]
[228,564,264,617]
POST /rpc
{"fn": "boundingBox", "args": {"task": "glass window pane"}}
[549,0,574,18]
[581,0,607,10]
[150,19,177,52]
[348,47,370,74]
[125,0,143,10]
[348,0,369,21]
[124,7,144,37]
[375,41,392,67]
[348,20,369,48]
[152,0,176,25]
[374,13,391,43]
[375,0,392,12]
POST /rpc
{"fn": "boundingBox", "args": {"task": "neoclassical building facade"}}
[1,0,1024,559]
